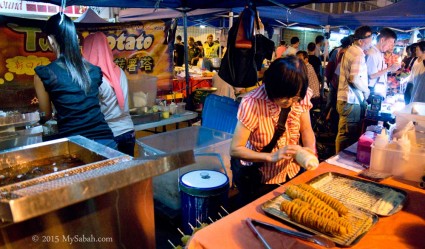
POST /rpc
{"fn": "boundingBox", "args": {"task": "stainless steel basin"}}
[131,112,161,125]
[0,135,195,225]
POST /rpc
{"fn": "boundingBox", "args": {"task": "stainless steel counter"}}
[0,126,42,152]
[0,136,195,249]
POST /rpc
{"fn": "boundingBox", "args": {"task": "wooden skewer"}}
[167,239,176,248]
[188,222,195,231]
[220,205,229,215]
[177,227,185,236]
[196,219,203,226]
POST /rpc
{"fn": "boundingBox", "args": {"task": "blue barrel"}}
[179,170,229,234]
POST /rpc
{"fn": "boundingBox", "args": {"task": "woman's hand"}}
[270,145,302,163]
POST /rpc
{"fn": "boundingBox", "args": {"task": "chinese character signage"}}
[0,15,173,111]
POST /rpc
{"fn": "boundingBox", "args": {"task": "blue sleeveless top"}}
[35,58,114,140]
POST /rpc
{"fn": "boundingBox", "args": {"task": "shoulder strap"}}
[341,53,364,104]
[348,83,364,104]
[261,107,290,153]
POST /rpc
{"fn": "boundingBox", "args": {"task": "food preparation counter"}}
[133,111,198,132]
[187,162,425,249]
[0,136,195,249]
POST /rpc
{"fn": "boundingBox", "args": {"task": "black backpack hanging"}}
[219,5,274,88]
[218,6,258,88]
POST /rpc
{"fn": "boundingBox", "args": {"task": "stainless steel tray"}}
[306,172,407,216]
[262,194,378,247]
[262,172,407,247]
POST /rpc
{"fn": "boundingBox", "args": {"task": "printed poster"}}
[0,15,173,111]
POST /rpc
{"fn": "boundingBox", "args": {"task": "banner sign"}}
[0,0,87,17]
[0,15,173,111]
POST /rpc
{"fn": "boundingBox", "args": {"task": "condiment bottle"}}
[370,129,389,173]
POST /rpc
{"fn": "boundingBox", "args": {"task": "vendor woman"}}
[230,56,317,205]
[33,13,116,149]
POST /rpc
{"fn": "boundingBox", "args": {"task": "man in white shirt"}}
[282,37,299,57]
[366,28,399,99]
[336,26,373,153]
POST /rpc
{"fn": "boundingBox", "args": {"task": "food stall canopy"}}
[328,0,425,30]
[119,8,228,22]
[24,0,365,9]
[119,6,329,27]
[75,8,108,23]
[232,6,329,27]
[119,8,231,27]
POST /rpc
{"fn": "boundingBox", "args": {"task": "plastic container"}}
[395,102,425,131]
[356,131,375,165]
[370,138,425,182]
[201,94,239,134]
[136,126,233,210]
[162,106,170,119]
[179,170,229,234]
[175,102,186,114]
[369,130,390,173]
[127,75,157,108]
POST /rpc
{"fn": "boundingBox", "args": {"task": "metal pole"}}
[229,11,233,28]
[182,11,190,98]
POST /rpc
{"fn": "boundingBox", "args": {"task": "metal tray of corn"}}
[262,172,408,247]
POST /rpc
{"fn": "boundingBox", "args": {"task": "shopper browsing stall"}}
[336,26,372,153]
[366,28,399,99]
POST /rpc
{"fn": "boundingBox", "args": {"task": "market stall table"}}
[133,111,198,133]
[187,162,425,249]
[173,76,213,97]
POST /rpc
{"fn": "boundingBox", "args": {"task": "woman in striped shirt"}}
[230,56,317,205]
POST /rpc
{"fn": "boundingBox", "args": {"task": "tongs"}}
[245,218,335,248]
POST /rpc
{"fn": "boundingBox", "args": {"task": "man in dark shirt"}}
[174,35,185,66]
[307,42,322,83]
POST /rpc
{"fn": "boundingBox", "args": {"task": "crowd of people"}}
[227,25,425,201]
[173,33,221,71]
[33,13,423,204]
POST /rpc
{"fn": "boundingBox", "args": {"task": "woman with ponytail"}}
[34,13,116,149]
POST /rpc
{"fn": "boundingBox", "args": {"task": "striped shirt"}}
[337,44,368,104]
[238,84,313,184]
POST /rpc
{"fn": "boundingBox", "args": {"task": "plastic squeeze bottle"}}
[295,148,319,170]
[370,129,389,173]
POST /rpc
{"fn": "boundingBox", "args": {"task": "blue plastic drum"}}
[179,170,229,234]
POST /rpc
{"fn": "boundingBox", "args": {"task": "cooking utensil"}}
[248,218,335,248]
[245,218,272,249]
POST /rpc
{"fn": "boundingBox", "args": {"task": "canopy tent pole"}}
[182,10,190,99]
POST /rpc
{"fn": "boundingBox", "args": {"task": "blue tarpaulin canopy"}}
[328,0,425,30]
[24,0,355,9]
[26,0,425,30]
